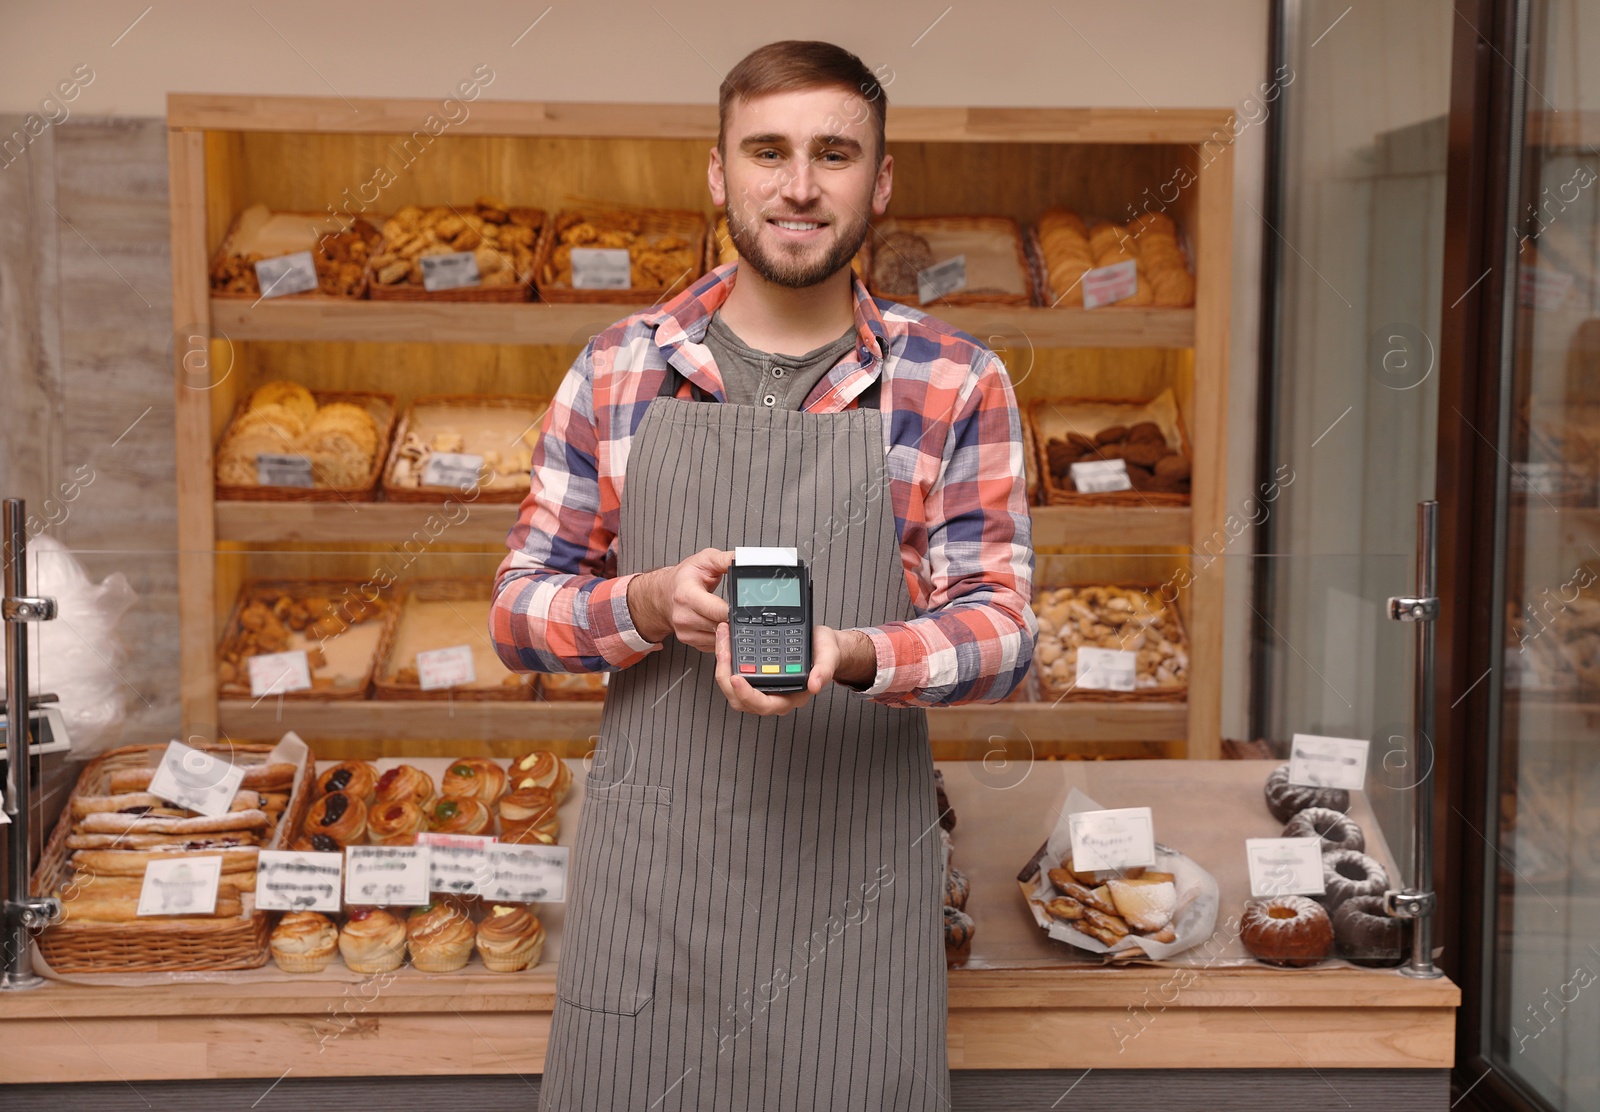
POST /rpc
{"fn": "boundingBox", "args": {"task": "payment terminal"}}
[727,547,812,693]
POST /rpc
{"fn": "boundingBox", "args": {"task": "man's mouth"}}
[768,217,828,233]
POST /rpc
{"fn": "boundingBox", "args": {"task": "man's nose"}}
[779,159,821,207]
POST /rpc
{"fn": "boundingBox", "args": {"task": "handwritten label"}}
[1245,837,1327,897]
[1075,647,1138,692]
[420,251,481,292]
[1068,806,1156,871]
[485,843,569,903]
[1288,733,1370,791]
[570,247,632,289]
[421,452,484,490]
[1082,259,1139,308]
[345,845,432,906]
[147,740,246,818]
[417,832,494,895]
[415,644,477,691]
[248,650,312,698]
[137,854,223,916]
[254,251,318,299]
[917,255,967,305]
[255,453,315,488]
[1519,265,1574,311]
[256,850,344,912]
[1070,457,1133,493]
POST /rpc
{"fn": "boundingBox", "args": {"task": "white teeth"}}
[773,220,823,231]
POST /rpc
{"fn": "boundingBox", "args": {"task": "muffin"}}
[270,910,339,973]
[475,904,546,972]
[407,901,477,973]
[338,908,408,974]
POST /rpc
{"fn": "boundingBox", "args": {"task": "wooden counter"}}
[0,760,1459,1082]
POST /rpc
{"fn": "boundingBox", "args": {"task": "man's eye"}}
[756,149,781,161]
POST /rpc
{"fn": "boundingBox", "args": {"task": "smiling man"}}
[492,40,1035,1111]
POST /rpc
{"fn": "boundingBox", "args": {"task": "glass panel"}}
[1484,1,1600,1107]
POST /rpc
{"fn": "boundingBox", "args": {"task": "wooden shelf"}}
[214,499,1192,548]
[211,297,1196,349]
[217,697,1189,744]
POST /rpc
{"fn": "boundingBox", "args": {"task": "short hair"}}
[718,40,888,161]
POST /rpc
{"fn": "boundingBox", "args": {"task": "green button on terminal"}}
[784,663,803,673]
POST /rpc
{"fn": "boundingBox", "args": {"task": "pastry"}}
[73,809,274,836]
[1319,849,1389,911]
[1263,763,1350,824]
[871,230,935,298]
[209,208,379,298]
[270,910,339,973]
[1031,585,1188,694]
[428,796,491,835]
[369,198,541,291]
[1282,806,1364,854]
[1331,895,1407,967]
[367,800,428,845]
[214,381,382,490]
[475,904,546,972]
[497,785,559,844]
[304,791,367,847]
[215,588,391,694]
[1107,878,1177,932]
[944,867,970,911]
[291,832,346,854]
[1240,895,1334,967]
[109,762,296,795]
[376,765,437,808]
[509,749,573,803]
[339,908,409,974]
[943,905,974,967]
[542,207,697,294]
[68,846,261,875]
[318,760,379,802]
[406,901,477,972]
[1043,420,1189,496]
[442,758,507,805]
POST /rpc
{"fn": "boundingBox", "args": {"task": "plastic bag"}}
[0,535,137,755]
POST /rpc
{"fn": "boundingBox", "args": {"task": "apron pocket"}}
[556,781,673,1016]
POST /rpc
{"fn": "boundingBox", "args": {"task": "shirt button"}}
[770,367,786,378]
[763,394,777,407]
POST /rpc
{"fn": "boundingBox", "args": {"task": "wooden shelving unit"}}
[168,95,1233,758]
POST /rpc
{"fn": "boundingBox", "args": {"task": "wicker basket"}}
[208,208,380,301]
[30,740,316,972]
[1028,395,1193,508]
[213,388,397,502]
[380,394,552,504]
[1032,581,1188,704]
[216,578,399,701]
[373,578,535,701]
[534,205,707,305]
[867,215,1034,307]
[1025,224,1195,310]
[365,206,544,302]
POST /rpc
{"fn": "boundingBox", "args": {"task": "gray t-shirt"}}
[702,312,858,410]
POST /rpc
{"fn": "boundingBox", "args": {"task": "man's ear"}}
[708,145,728,207]
[871,153,894,218]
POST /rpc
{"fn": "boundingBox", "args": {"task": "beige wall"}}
[1,0,1271,738]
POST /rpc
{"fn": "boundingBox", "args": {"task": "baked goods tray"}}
[372,577,535,700]
[1028,389,1192,507]
[1032,579,1188,704]
[366,203,544,302]
[208,207,380,300]
[534,204,707,304]
[30,735,315,973]
[216,578,399,701]
[214,389,397,502]
[380,393,551,505]
[1016,788,1218,963]
[867,214,1034,307]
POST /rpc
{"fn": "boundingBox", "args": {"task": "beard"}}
[723,196,871,289]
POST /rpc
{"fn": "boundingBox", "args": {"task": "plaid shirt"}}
[491,263,1036,707]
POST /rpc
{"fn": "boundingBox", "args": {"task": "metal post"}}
[3,499,62,991]
[1386,500,1443,978]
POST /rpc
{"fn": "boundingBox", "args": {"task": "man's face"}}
[710,86,892,288]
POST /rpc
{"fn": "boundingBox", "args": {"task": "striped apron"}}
[539,365,949,1110]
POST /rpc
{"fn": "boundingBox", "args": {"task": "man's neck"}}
[715,260,856,355]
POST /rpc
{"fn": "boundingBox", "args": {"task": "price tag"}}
[147,740,246,817]
[253,251,318,299]
[255,453,315,488]
[417,832,494,896]
[420,251,481,292]
[571,247,632,290]
[345,845,432,906]
[1082,259,1139,308]
[1519,265,1574,310]
[917,255,967,304]
[248,650,312,698]
[1070,458,1133,493]
[1245,837,1327,897]
[1075,647,1138,692]
[1288,733,1370,791]
[256,850,344,912]
[416,644,477,690]
[421,451,484,490]
[137,854,223,916]
[1068,806,1156,871]
[485,842,569,903]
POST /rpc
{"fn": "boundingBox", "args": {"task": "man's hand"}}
[713,624,877,716]
[626,548,734,651]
